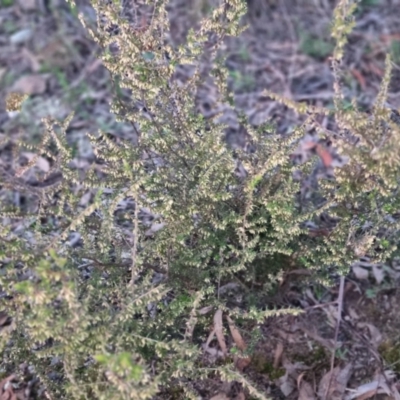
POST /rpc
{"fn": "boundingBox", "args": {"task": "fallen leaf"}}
[372,265,385,284]
[198,305,213,315]
[226,315,246,351]
[279,360,307,397]
[316,144,334,168]
[235,357,251,372]
[273,342,284,369]
[391,383,400,400]
[37,157,50,172]
[145,222,165,236]
[346,377,391,400]
[298,381,316,400]
[79,191,92,207]
[17,0,37,10]
[226,315,251,371]
[10,29,33,45]
[21,48,41,72]
[234,393,245,400]
[279,371,296,397]
[357,323,382,349]
[300,324,335,351]
[318,364,352,400]
[202,344,225,358]
[352,265,369,280]
[11,74,46,95]
[0,375,15,390]
[214,309,227,356]
[323,304,339,329]
[350,69,366,90]
[347,307,360,320]
[209,394,230,400]
[21,152,50,173]
[356,388,378,400]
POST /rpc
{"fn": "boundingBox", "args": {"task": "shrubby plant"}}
[1,0,400,398]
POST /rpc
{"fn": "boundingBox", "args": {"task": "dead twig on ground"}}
[325,275,345,400]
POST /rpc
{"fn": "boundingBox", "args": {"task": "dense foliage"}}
[1,0,400,398]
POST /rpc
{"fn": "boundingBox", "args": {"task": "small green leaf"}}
[130,365,143,381]
[119,352,132,369]
[249,175,262,190]
[94,354,109,364]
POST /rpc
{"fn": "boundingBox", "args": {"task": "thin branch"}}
[325,275,345,399]
[129,192,140,287]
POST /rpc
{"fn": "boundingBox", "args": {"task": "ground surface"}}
[1,0,400,399]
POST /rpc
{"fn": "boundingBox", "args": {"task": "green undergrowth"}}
[1,0,400,399]
[379,340,400,375]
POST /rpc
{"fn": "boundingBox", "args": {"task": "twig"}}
[304,300,338,310]
[280,0,298,99]
[325,275,345,399]
[129,192,140,286]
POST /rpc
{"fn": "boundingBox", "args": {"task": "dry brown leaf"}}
[235,356,251,372]
[214,309,227,356]
[0,391,10,400]
[226,315,250,371]
[226,315,246,351]
[349,376,390,400]
[234,392,245,400]
[209,393,230,400]
[356,388,378,400]
[285,269,312,277]
[391,383,400,400]
[318,364,352,400]
[21,47,41,72]
[0,375,15,390]
[297,371,306,388]
[347,307,360,321]
[298,381,316,400]
[273,342,284,369]
[357,323,382,349]
[2,391,17,400]
[205,326,216,348]
[0,375,17,400]
[278,359,306,397]
[198,305,213,315]
[347,374,398,400]
[11,74,46,95]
